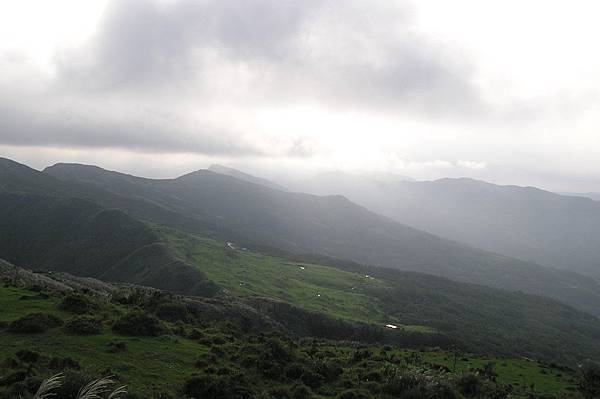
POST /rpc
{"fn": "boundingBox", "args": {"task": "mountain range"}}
[289,171,600,280]
[1,157,598,317]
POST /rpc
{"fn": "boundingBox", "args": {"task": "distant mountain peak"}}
[207,164,287,191]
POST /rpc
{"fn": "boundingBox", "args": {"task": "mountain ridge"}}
[0,189,218,296]
[35,159,600,316]
[208,164,287,191]
[289,172,600,279]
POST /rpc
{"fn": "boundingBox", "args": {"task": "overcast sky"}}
[1,0,600,191]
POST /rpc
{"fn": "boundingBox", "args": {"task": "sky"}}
[1,0,600,192]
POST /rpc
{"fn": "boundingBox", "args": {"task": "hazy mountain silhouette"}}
[208,164,287,191]
[561,192,600,202]
[292,172,600,279]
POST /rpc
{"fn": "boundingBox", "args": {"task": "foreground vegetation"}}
[1,280,594,398]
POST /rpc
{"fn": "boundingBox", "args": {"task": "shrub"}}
[0,370,29,386]
[335,389,372,399]
[458,373,481,397]
[65,317,102,335]
[285,363,305,380]
[155,302,189,322]
[315,360,343,381]
[19,293,49,300]
[382,368,429,396]
[267,387,292,398]
[182,374,253,399]
[189,328,203,340]
[265,385,311,399]
[105,342,128,353]
[171,321,187,336]
[579,360,600,399]
[15,349,41,363]
[0,381,28,399]
[48,356,81,370]
[23,376,43,395]
[58,293,98,313]
[8,313,63,333]
[300,369,323,389]
[433,382,459,399]
[265,338,291,362]
[364,370,383,383]
[353,350,372,362]
[112,312,165,336]
[400,386,428,399]
[290,384,313,399]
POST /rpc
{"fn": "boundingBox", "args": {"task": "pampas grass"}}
[33,373,63,399]
[30,373,127,399]
[107,385,128,399]
[76,376,127,399]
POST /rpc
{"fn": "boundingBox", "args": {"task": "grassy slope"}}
[0,285,579,397]
[319,344,578,396]
[160,226,430,331]
[157,226,600,365]
[419,352,575,394]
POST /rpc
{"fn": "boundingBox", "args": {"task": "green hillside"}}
[157,226,600,365]
[0,192,217,297]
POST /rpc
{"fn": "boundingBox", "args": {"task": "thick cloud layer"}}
[1,0,483,152]
[0,0,599,190]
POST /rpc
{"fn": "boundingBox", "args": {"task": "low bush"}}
[189,328,203,340]
[300,368,323,389]
[267,386,292,398]
[458,373,481,397]
[263,385,312,399]
[290,384,313,399]
[382,368,432,397]
[579,360,600,399]
[112,312,165,336]
[285,363,305,380]
[155,302,189,322]
[105,342,128,353]
[15,349,41,363]
[65,317,102,335]
[335,389,372,399]
[48,356,81,370]
[8,313,63,334]
[182,373,254,399]
[315,360,343,381]
[58,293,98,313]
